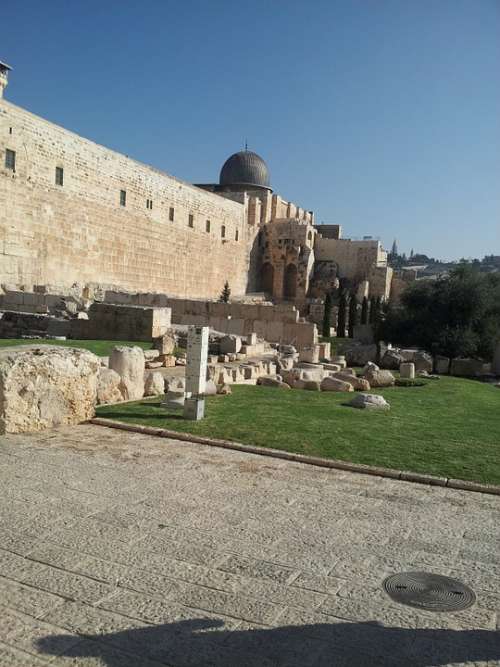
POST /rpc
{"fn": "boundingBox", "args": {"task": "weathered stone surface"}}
[143,349,160,361]
[343,344,378,366]
[153,330,176,356]
[97,368,122,405]
[380,349,405,370]
[217,384,232,395]
[349,393,390,410]
[145,361,163,370]
[399,362,415,380]
[331,373,370,391]
[109,346,145,401]
[159,354,176,367]
[320,376,354,392]
[0,346,99,433]
[364,368,395,388]
[220,335,242,354]
[144,372,165,397]
[362,361,379,375]
[257,377,291,389]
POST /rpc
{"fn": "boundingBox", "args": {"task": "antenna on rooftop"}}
[244,139,248,151]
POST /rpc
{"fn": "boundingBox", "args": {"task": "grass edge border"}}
[89,417,500,497]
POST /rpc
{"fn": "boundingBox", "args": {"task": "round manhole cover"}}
[383,572,476,612]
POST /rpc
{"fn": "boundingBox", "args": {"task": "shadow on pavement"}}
[37,617,500,666]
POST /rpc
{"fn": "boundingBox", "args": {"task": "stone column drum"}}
[399,362,415,379]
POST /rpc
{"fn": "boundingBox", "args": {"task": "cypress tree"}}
[322,292,332,338]
[348,294,359,338]
[219,281,231,303]
[369,296,377,324]
[361,296,369,324]
[337,292,347,337]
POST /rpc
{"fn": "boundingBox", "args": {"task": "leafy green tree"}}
[322,292,332,338]
[219,281,231,303]
[348,294,359,338]
[376,266,500,359]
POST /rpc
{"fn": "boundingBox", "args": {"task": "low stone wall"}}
[0,311,71,338]
[71,303,171,342]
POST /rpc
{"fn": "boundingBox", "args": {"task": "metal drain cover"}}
[383,571,476,612]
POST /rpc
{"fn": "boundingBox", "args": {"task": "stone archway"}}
[261,262,274,294]
[283,263,298,299]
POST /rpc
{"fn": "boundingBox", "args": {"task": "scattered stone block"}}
[176,358,187,366]
[399,362,415,380]
[414,351,433,374]
[144,349,160,361]
[320,376,354,392]
[349,393,390,410]
[299,346,320,364]
[257,376,291,389]
[331,373,370,391]
[144,372,165,396]
[220,335,242,354]
[217,384,232,395]
[97,368,122,405]
[381,350,405,370]
[159,354,176,367]
[153,330,176,355]
[362,361,379,375]
[109,346,145,401]
[205,379,217,396]
[145,361,163,369]
[364,368,395,388]
[0,346,100,433]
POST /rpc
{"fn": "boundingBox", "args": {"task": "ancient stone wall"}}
[0,99,252,299]
[314,237,387,281]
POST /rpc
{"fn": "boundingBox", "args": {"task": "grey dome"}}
[219,151,270,189]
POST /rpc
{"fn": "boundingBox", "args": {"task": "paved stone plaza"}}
[0,424,499,666]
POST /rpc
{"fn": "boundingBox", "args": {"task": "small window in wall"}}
[146,199,153,210]
[206,220,211,233]
[169,207,174,221]
[5,148,16,171]
[55,166,64,186]
[120,190,127,207]
[221,225,226,239]
[235,229,239,241]
[188,214,194,228]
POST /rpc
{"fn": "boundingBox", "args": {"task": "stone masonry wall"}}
[0,99,251,299]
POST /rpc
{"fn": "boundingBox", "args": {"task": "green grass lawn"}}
[96,377,500,485]
[0,338,153,357]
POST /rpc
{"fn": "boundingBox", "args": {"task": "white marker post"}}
[183,325,209,420]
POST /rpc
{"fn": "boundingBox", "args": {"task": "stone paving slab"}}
[0,423,499,665]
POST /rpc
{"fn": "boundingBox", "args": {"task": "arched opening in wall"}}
[284,263,298,299]
[261,262,274,294]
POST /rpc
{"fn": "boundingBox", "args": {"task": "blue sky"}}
[3,0,499,260]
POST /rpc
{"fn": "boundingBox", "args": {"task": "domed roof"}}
[219,150,270,189]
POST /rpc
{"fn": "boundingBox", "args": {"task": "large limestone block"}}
[109,346,145,400]
[0,346,100,434]
[381,350,405,370]
[321,376,354,392]
[331,373,370,391]
[97,368,122,405]
[434,356,450,375]
[365,368,395,388]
